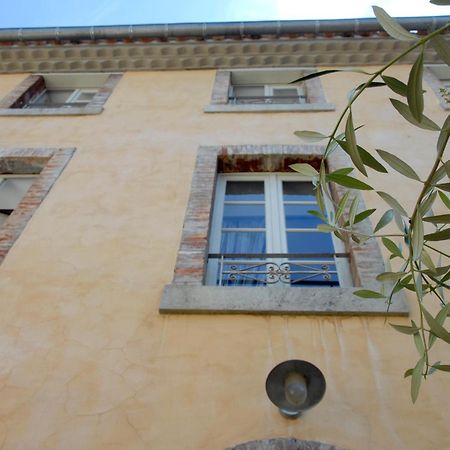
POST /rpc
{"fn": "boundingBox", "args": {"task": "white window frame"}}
[66,88,98,105]
[206,172,351,287]
[229,84,306,104]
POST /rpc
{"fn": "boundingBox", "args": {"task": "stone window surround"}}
[226,438,345,450]
[424,66,450,111]
[160,144,408,315]
[204,69,335,113]
[0,73,122,116]
[0,148,75,266]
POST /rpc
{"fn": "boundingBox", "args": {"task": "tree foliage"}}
[291,4,450,403]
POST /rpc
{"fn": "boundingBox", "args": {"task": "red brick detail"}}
[0,148,75,266]
[0,75,45,108]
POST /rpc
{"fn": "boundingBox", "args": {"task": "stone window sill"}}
[0,106,103,116]
[160,285,408,315]
[204,102,335,113]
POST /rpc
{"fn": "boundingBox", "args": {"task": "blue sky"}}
[2,0,449,28]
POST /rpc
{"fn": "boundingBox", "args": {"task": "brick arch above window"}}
[225,438,345,450]
[160,144,408,315]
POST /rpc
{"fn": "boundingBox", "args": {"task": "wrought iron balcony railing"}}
[207,253,349,287]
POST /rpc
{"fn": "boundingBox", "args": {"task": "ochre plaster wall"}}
[0,67,448,450]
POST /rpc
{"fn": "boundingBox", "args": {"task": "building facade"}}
[0,16,449,450]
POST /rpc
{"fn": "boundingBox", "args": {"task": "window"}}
[0,176,37,227]
[160,145,408,315]
[0,73,122,116]
[205,68,335,112]
[425,65,450,110]
[0,148,75,266]
[206,173,351,287]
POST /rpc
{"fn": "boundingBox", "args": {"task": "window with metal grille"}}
[206,173,351,287]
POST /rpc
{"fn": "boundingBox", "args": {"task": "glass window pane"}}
[225,181,264,201]
[286,231,334,254]
[219,260,267,286]
[222,204,265,228]
[285,204,323,229]
[221,231,266,254]
[283,181,315,202]
[0,178,35,209]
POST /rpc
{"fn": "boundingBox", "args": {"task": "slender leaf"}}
[317,224,336,233]
[377,191,409,216]
[289,68,371,84]
[436,182,450,192]
[404,368,414,378]
[424,228,450,241]
[353,289,386,299]
[423,214,450,224]
[308,210,326,221]
[437,114,450,156]
[294,130,329,142]
[423,306,450,344]
[348,196,360,226]
[407,51,424,122]
[421,249,436,272]
[433,364,450,372]
[373,6,418,41]
[316,187,326,214]
[414,329,425,355]
[429,304,450,348]
[344,113,367,176]
[335,191,351,222]
[431,160,450,184]
[390,98,440,131]
[412,215,424,260]
[376,149,421,180]
[390,323,419,334]
[331,167,354,176]
[430,0,450,4]
[381,75,408,97]
[438,191,450,208]
[431,34,450,66]
[353,208,376,224]
[327,173,373,190]
[290,163,319,177]
[382,237,403,258]
[358,146,388,173]
[411,357,425,404]
[376,271,405,282]
[374,209,394,233]
[419,191,437,216]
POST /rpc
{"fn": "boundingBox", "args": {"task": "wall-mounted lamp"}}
[265,360,326,419]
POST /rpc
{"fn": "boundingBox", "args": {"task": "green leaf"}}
[335,191,351,222]
[390,323,419,334]
[411,357,425,403]
[382,237,403,258]
[419,192,437,217]
[353,208,376,225]
[290,163,319,177]
[327,173,373,190]
[377,191,409,216]
[438,191,450,208]
[358,146,388,173]
[308,210,326,221]
[348,196,360,226]
[353,289,386,299]
[423,306,450,344]
[431,160,450,184]
[372,6,418,41]
[407,51,424,122]
[430,0,450,4]
[404,368,414,378]
[390,98,440,131]
[429,303,450,348]
[437,114,450,156]
[433,364,450,372]
[317,224,336,233]
[316,187,326,215]
[374,209,394,233]
[430,34,450,66]
[412,215,424,260]
[294,130,329,142]
[423,214,450,224]
[421,249,436,272]
[376,271,405,282]
[344,113,367,176]
[376,149,421,181]
[331,167,354,176]
[436,182,450,192]
[289,68,372,84]
[424,228,450,241]
[381,75,408,97]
